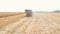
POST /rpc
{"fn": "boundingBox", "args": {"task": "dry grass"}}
[0,12,25,17]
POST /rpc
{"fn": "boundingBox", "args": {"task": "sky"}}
[0,0,60,12]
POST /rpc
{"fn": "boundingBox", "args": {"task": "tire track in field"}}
[13,14,37,34]
[45,14,60,34]
[42,14,60,34]
[0,14,25,29]
[25,14,41,34]
[0,17,28,34]
[12,17,33,34]
[41,15,56,34]
[38,15,52,34]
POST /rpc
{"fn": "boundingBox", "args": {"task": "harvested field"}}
[0,13,60,34]
[0,12,25,17]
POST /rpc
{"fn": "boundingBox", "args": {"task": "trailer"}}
[25,9,33,17]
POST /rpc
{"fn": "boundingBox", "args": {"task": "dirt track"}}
[0,13,60,34]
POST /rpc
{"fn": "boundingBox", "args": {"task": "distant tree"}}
[53,10,60,12]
